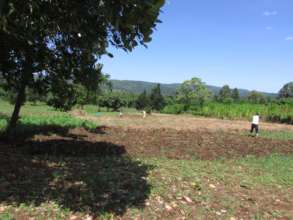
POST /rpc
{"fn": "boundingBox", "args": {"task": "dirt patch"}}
[6,126,292,160]
[77,113,293,132]
[93,126,293,160]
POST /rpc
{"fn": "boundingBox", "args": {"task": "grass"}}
[241,130,293,140]
[0,101,97,134]
[145,154,293,189]
[259,130,293,140]
[0,100,61,116]
[1,155,293,219]
[0,212,13,220]
[0,114,97,136]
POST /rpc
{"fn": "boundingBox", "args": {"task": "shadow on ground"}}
[0,115,106,142]
[0,123,153,217]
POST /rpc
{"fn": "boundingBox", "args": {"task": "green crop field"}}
[192,102,293,124]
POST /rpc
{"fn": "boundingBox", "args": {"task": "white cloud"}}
[285,36,293,41]
[263,10,278,16]
[265,26,273,31]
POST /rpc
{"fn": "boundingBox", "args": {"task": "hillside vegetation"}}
[109,79,277,97]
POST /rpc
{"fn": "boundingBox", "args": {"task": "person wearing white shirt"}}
[250,113,260,136]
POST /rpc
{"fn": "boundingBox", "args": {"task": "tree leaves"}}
[0,0,165,126]
[176,77,211,109]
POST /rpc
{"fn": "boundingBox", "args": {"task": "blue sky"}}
[101,0,293,93]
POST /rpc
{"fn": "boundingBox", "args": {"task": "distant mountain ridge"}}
[110,79,277,97]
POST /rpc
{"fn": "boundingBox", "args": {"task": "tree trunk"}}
[7,82,26,132]
[6,56,32,135]
[0,0,7,16]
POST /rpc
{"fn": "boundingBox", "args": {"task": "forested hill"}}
[110,80,277,97]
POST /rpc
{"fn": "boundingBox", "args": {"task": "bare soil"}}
[74,112,293,132]
[26,126,292,160]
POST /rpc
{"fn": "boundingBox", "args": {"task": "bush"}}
[161,104,185,114]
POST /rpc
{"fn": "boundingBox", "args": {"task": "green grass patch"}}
[1,155,293,219]
[259,130,293,140]
[0,101,97,135]
[143,154,293,189]
[19,115,97,130]
[241,130,293,140]
[0,212,13,220]
[0,114,97,137]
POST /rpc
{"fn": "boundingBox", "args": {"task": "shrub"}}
[162,104,185,114]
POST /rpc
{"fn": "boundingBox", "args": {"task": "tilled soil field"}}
[2,126,291,160]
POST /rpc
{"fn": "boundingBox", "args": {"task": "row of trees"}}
[97,84,166,112]
[1,76,292,112]
[135,84,165,111]
[215,86,269,104]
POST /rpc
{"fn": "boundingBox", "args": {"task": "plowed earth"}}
[26,126,293,160]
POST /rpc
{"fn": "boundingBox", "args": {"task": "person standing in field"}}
[142,110,146,119]
[250,113,260,137]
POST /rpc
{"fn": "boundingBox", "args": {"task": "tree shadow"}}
[0,120,107,142]
[0,124,154,217]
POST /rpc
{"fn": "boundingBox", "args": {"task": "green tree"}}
[135,90,150,110]
[0,0,165,132]
[165,95,176,105]
[232,88,240,102]
[98,94,125,112]
[27,88,46,105]
[176,77,211,110]
[119,92,138,108]
[150,84,165,111]
[279,82,293,98]
[247,91,266,104]
[218,85,233,103]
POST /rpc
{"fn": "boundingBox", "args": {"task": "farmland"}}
[2,1,293,219]
[192,102,293,124]
[1,101,293,219]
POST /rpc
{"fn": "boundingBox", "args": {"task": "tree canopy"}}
[135,90,150,111]
[176,77,211,109]
[0,0,165,131]
[279,82,293,98]
[217,85,233,103]
[247,91,266,104]
[232,88,240,101]
[150,84,165,111]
